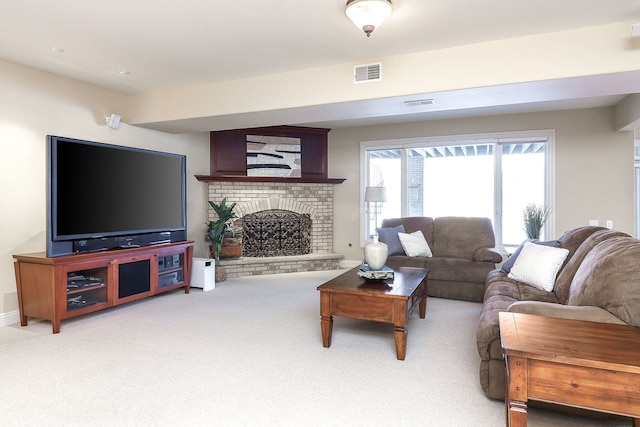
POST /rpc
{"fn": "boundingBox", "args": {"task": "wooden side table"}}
[499,312,640,427]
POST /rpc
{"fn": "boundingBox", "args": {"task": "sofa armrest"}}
[474,248,503,263]
[507,301,627,324]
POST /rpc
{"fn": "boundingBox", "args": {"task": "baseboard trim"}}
[0,310,20,327]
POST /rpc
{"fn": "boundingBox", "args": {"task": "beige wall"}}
[0,55,636,323]
[0,59,210,322]
[328,108,635,262]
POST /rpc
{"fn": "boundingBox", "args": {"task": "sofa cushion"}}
[376,224,406,256]
[483,275,522,301]
[433,217,495,260]
[424,257,494,283]
[501,239,560,273]
[507,301,628,324]
[474,247,503,263]
[553,228,630,304]
[398,230,432,257]
[484,269,513,290]
[477,295,517,359]
[386,255,426,268]
[507,242,569,291]
[568,236,640,326]
[380,217,434,248]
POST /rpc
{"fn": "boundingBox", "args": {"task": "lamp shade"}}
[365,186,388,202]
[345,0,393,37]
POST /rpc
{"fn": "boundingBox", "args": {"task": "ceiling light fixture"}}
[345,0,393,38]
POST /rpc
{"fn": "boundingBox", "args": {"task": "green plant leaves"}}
[206,198,237,260]
[523,203,552,239]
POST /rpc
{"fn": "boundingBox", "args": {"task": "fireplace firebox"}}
[242,210,311,257]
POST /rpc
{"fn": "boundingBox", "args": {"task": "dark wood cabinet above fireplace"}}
[195,125,345,184]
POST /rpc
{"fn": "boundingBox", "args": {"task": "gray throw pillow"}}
[376,225,406,256]
[501,239,561,273]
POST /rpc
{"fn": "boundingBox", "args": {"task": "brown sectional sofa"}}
[476,226,640,400]
[379,217,502,302]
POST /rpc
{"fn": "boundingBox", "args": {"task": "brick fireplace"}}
[207,181,343,278]
[198,125,346,278]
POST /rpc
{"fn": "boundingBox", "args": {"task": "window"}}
[361,131,554,249]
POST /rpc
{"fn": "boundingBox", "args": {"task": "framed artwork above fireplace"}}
[246,134,301,178]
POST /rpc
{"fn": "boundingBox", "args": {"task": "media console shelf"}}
[13,241,194,333]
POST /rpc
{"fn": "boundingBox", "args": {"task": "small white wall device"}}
[106,113,121,129]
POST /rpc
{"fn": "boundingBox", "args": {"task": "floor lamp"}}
[365,186,387,236]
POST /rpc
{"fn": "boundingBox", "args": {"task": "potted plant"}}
[206,198,237,282]
[522,203,552,240]
[220,223,243,258]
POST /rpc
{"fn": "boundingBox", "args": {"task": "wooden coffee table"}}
[317,266,429,360]
[499,312,640,427]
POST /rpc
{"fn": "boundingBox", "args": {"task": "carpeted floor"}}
[0,270,631,426]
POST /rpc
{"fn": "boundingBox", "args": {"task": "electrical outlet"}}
[589,219,599,226]
[606,220,613,229]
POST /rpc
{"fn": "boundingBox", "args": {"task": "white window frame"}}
[360,130,556,249]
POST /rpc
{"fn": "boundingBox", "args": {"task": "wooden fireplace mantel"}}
[200,125,345,184]
[195,175,345,184]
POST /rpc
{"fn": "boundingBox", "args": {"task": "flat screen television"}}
[47,135,187,257]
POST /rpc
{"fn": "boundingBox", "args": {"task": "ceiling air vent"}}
[354,62,381,83]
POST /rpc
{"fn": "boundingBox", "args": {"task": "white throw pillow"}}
[397,231,433,257]
[507,241,569,291]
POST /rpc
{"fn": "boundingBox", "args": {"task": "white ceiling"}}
[2,0,640,130]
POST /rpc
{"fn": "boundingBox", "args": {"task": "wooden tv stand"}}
[13,241,194,333]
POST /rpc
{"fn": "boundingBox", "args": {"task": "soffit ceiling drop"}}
[0,1,639,131]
